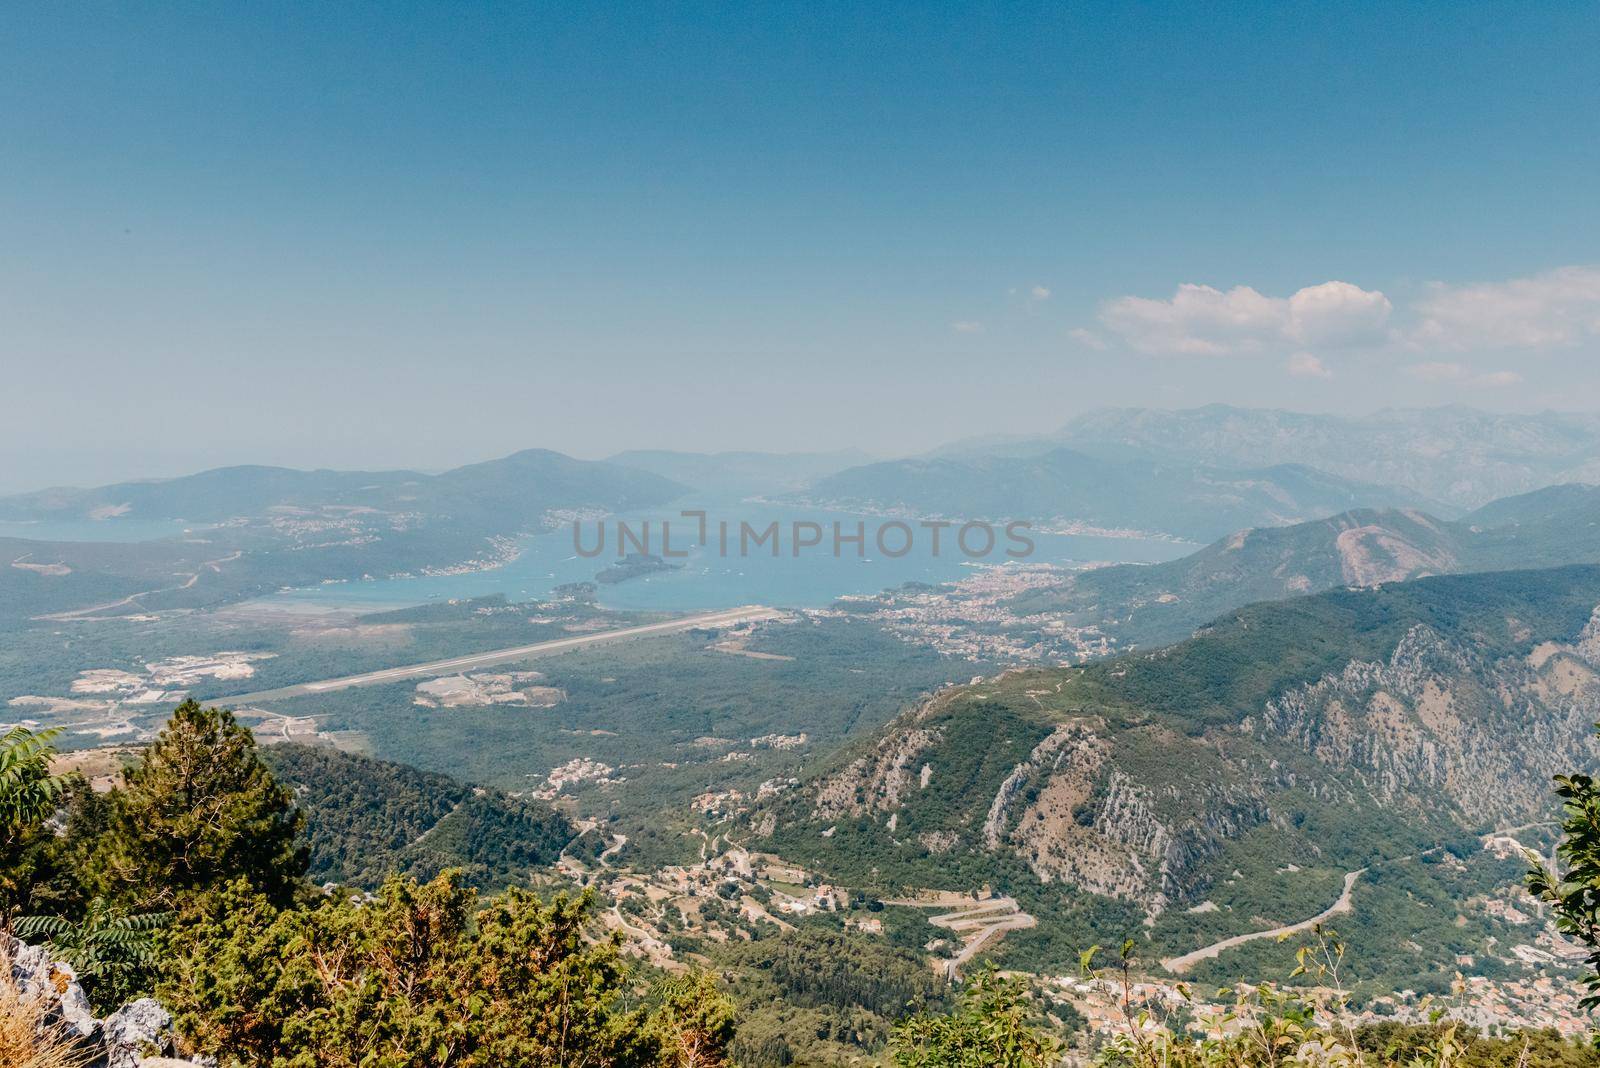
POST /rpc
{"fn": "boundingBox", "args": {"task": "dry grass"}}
[0,951,91,1068]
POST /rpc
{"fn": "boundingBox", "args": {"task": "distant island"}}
[595,552,682,585]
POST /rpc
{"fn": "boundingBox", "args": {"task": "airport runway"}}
[214,605,783,705]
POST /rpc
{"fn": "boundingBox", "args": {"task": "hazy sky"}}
[3,3,1599,491]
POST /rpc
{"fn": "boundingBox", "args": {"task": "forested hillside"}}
[758,566,1600,991]
[262,743,574,889]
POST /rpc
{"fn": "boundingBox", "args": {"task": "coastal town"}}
[820,561,1116,663]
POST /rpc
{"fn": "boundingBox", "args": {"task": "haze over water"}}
[261,504,1194,613]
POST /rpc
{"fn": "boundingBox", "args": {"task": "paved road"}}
[1160,820,1559,974]
[925,896,1037,979]
[39,550,244,621]
[1162,869,1362,974]
[215,605,782,704]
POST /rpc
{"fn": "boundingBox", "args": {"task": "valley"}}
[14,20,1600,1064]
[217,604,784,703]
[7,413,1600,1063]
[733,567,1600,1022]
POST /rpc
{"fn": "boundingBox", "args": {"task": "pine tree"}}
[160,872,719,1067]
[648,973,737,1068]
[101,700,306,910]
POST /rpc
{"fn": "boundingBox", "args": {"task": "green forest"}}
[7,697,1600,1067]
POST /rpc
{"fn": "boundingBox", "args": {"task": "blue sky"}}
[3,2,1599,488]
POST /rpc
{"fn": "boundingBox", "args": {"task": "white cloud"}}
[1403,362,1522,388]
[1411,266,1600,350]
[1089,264,1598,369]
[951,320,984,334]
[1030,285,1051,301]
[1068,327,1107,350]
[1098,280,1391,355]
[1287,281,1392,347]
[1286,352,1333,379]
[1099,284,1285,355]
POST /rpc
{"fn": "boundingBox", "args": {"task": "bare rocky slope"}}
[759,566,1600,917]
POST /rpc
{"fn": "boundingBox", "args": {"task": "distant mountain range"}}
[1005,482,1600,652]
[11,405,1600,527]
[0,449,686,627]
[0,448,683,526]
[6,413,1599,628]
[928,406,1600,511]
[604,448,872,498]
[606,408,1600,525]
[799,448,1438,542]
[942,405,1600,510]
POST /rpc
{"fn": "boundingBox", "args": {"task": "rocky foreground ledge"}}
[4,934,206,1068]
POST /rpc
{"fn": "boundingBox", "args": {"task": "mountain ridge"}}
[1002,483,1600,654]
[0,448,686,524]
[753,565,1600,982]
[1053,405,1600,508]
[799,447,1439,542]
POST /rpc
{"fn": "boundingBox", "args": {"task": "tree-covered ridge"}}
[757,566,1600,994]
[713,927,951,1063]
[1072,564,1600,730]
[1008,488,1600,655]
[261,743,574,890]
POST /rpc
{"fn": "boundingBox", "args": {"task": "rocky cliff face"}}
[1255,618,1600,827]
[3,934,204,1068]
[765,588,1600,915]
[774,689,1278,910]
[811,723,943,822]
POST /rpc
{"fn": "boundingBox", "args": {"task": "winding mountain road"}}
[1161,821,1558,974]
[1162,869,1362,974]
[38,550,244,621]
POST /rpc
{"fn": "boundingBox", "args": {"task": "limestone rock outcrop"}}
[3,934,207,1068]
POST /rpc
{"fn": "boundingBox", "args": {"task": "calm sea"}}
[262,503,1194,613]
